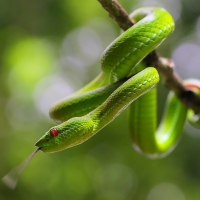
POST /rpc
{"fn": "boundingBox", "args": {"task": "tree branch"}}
[97,0,200,113]
[97,0,135,30]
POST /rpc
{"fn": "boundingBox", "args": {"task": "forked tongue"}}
[2,148,40,189]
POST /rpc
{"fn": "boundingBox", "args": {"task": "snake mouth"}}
[35,138,50,149]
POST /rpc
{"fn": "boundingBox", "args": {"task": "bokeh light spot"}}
[147,182,185,200]
[172,43,200,79]
[5,37,54,96]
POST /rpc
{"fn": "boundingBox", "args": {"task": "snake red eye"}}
[50,129,59,137]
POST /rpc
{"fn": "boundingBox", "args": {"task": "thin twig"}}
[97,0,200,113]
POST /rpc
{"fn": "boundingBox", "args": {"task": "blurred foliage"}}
[0,0,200,199]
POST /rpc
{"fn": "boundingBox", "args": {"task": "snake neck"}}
[89,68,159,133]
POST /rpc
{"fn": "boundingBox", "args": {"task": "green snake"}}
[35,7,200,158]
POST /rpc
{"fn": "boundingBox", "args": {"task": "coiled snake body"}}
[35,7,200,158]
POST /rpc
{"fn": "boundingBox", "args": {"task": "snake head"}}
[35,116,94,153]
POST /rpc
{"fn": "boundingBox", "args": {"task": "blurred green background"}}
[1,0,200,199]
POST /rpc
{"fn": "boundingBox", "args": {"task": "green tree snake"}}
[33,7,200,158]
[3,6,200,189]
